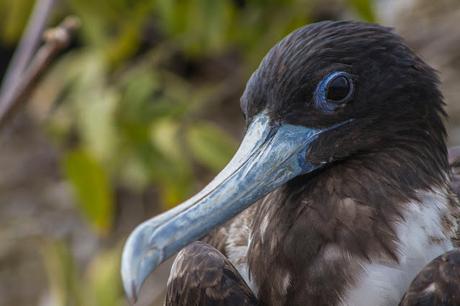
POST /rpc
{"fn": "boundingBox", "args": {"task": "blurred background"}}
[0,0,459,305]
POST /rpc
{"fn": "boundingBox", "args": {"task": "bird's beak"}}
[121,112,348,302]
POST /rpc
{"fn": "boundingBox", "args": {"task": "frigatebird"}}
[121,21,460,306]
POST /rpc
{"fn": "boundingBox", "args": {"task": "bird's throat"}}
[245,150,450,305]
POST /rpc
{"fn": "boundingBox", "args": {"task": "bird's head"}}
[121,21,447,302]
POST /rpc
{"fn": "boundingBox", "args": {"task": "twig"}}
[0,0,56,105]
[0,17,80,128]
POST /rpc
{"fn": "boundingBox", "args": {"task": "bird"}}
[121,20,460,306]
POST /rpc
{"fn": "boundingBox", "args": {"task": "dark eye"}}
[314,71,354,112]
[326,75,352,102]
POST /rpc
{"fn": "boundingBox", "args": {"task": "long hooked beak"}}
[121,113,349,302]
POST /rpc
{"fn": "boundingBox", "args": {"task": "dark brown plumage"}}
[399,249,460,306]
[165,241,257,306]
[165,148,460,306]
[449,146,460,198]
[123,21,460,306]
[396,149,460,306]
[240,20,453,306]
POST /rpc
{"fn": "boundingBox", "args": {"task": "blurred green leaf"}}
[181,0,235,55]
[0,0,34,45]
[41,241,83,306]
[187,122,237,172]
[85,248,123,306]
[150,119,195,208]
[42,241,124,306]
[347,0,376,22]
[150,119,182,159]
[58,51,119,164]
[77,87,119,164]
[63,149,114,235]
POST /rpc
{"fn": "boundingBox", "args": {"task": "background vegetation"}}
[0,0,459,305]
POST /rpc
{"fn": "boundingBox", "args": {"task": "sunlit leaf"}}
[150,119,194,208]
[63,149,114,235]
[77,87,119,164]
[150,118,182,159]
[62,52,119,164]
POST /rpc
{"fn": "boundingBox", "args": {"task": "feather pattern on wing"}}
[399,249,460,306]
[165,241,258,306]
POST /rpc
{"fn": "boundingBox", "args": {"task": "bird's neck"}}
[247,148,452,305]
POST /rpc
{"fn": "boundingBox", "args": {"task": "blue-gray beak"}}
[121,113,347,302]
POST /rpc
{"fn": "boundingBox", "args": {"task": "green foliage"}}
[0,0,34,45]
[85,247,124,306]
[42,241,83,306]
[187,122,237,172]
[347,0,376,22]
[42,241,123,306]
[63,149,114,235]
[0,0,376,304]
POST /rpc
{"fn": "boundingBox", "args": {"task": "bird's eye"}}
[326,75,352,102]
[315,71,354,112]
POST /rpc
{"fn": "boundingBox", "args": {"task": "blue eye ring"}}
[314,71,354,113]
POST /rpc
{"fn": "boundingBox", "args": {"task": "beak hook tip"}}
[128,281,139,304]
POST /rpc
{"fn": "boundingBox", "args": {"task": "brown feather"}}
[449,146,460,198]
[164,21,460,305]
[165,241,258,306]
[399,249,460,306]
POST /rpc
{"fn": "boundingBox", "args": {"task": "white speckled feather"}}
[340,188,455,306]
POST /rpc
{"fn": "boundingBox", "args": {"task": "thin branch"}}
[0,17,80,128]
[0,0,56,104]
